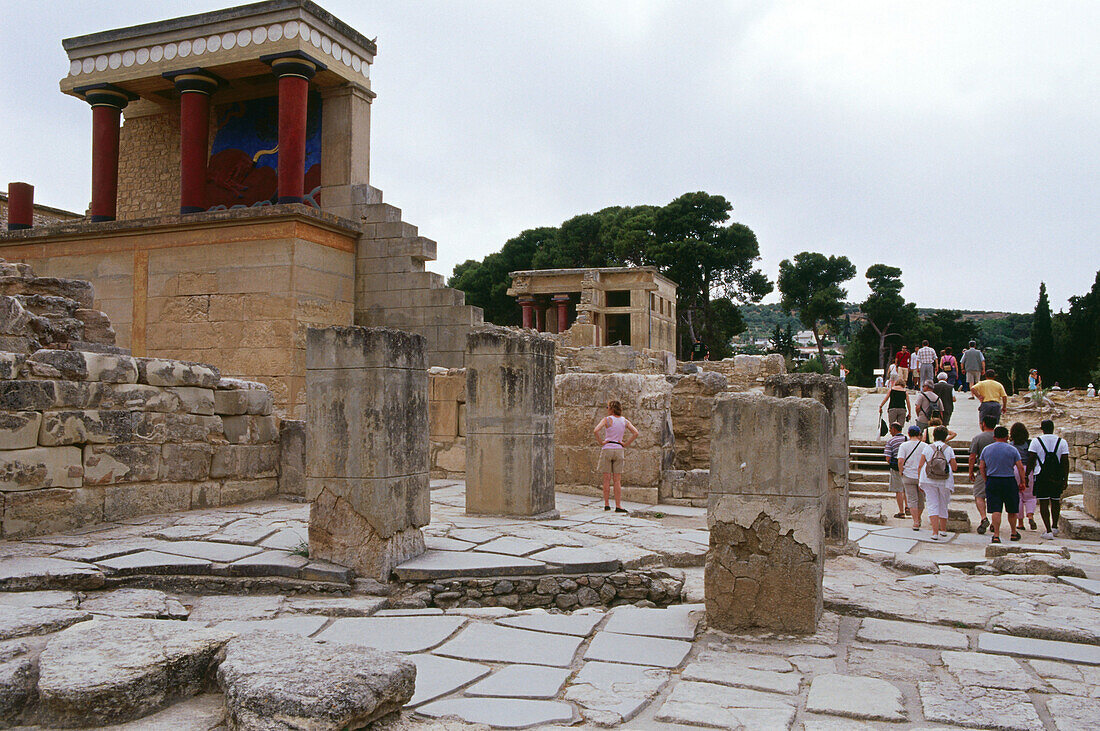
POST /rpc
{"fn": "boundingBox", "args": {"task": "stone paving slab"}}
[527,547,620,572]
[187,595,284,624]
[564,660,670,725]
[407,653,490,707]
[0,557,104,591]
[857,533,919,554]
[495,610,604,636]
[875,526,957,543]
[942,650,1043,690]
[465,664,570,699]
[978,632,1100,665]
[654,680,797,728]
[0,604,90,640]
[1059,576,1100,595]
[601,603,703,640]
[317,616,467,653]
[258,529,307,551]
[424,536,476,552]
[474,537,549,557]
[681,651,802,694]
[805,673,907,722]
[583,630,692,668]
[0,590,78,609]
[917,681,1044,731]
[97,550,212,575]
[224,551,308,578]
[143,540,262,563]
[393,551,551,580]
[215,616,327,637]
[416,697,575,728]
[434,623,583,667]
[855,617,969,649]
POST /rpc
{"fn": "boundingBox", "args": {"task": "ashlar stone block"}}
[307,326,429,581]
[706,392,828,634]
[465,326,556,518]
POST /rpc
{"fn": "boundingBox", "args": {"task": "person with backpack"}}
[897,426,927,531]
[914,380,943,432]
[918,425,957,540]
[1026,419,1070,539]
[979,425,1027,544]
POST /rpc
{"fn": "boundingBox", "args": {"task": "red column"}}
[270,57,317,204]
[553,294,570,333]
[172,72,219,214]
[520,298,535,329]
[81,87,130,222]
[535,306,544,332]
[6,182,33,230]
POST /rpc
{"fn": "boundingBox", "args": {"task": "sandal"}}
[1010,533,1021,541]
[991,536,1001,543]
[615,507,628,514]
[894,512,905,519]
[604,505,611,511]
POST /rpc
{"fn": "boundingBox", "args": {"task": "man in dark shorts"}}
[979,425,1027,543]
[1027,419,1071,539]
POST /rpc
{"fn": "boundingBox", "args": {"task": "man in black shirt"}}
[690,338,709,361]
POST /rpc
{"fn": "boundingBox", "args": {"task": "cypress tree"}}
[1030,282,1056,384]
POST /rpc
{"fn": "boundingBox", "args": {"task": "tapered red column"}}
[6,182,33,231]
[553,294,570,333]
[519,297,535,329]
[171,72,219,214]
[82,87,130,222]
[270,56,318,204]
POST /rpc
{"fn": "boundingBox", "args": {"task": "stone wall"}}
[0,196,82,228]
[0,260,117,355]
[115,110,183,221]
[1063,429,1099,473]
[1083,470,1099,521]
[429,368,466,479]
[554,373,674,505]
[0,349,281,539]
[670,371,728,470]
[695,354,786,390]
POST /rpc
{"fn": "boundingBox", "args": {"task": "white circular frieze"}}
[351,56,361,72]
[222,32,236,49]
[108,53,122,69]
[252,26,267,44]
[122,50,135,67]
[150,45,164,62]
[136,47,150,64]
[164,43,178,60]
[310,28,321,47]
[70,60,82,75]
[207,35,221,52]
[299,23,311,40]
[342,48,351,65]
[82,57,95,73]
[321,35,331,53]
[268,23,283,42]
[193,37,206,54]
[95,55,108,71]
[178,40,191,57]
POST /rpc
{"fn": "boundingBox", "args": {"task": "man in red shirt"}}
[895,346,911,388]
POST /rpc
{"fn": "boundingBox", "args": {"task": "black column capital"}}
[75,83,136,110]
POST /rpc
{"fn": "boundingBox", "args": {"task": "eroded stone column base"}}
[309,489,425,581]
[465,508,561,521]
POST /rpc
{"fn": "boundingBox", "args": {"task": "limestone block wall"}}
[1083,470,1099,521]
[1063,429,1099,473]
[696,354,787,390]
[0,260,117,355]
[554,373,674,504]
[429,368,466,479]
[0,349,281,539]
[115,110,183,221]
[670,371,729,470]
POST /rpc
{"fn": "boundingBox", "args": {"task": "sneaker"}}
[1040,532,1054,540]
[1052,529,1060,537]
[1029,518,1037,530]
[977,518,989,535]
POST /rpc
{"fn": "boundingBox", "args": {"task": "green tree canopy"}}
[447,192,772,358]
[777,252,856,363]
[1030,282,1056,384]
[859,264,919,374]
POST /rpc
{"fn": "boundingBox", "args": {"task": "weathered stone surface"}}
[0,589,78,609]
[845,647,936,681]
[884,552,940,575]
[27,350,137,383]
[97,550,212,576]
[0,445,83,490]
[681,651,802,694]
[417,697,575,728]
[496,610,604,637]
[848,501,885,525]
[317,615,467,654]
[465,663,571,699]
[0,653,35,726]
[406,653,490,707]
[39,409,134,446]
[918,681,1043,731]
[307,326,429,581]
[565,660,670,726]
[277,419,306,497]
[583,630,691,668]
[0,603,90,640]
[216,630,415,731]
[107,384,182,412]
[80,589,189,620]
[990,554,1087,578]
[1046,694,1100,731]
[1083,469,1099,520]
[654,680,797,729]
[855,617,968,649]
[805,673,906,722]
[187,595,285,625]
[0,411,40,450]
[37,618,235,727]
[137,358,219,388]
[706,393,828,634]
[0,557,104,591]
[977,632,1100,665]
[603,603,703,640]
[989,605,1100,646]
[942,651,1042,690]
[97,693,226,731]
[83,443,161,485]
[435,622,583,667]
[220,415,279,444]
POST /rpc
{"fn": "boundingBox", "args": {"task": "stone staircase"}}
[353,193,484,369]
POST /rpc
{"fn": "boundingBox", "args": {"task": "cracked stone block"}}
[654,680,796,728]
[465,664,570,699]
[918,681,1043,731]
[706,393,829,634]
[0,653,35,725]
[0,604,91,640]
[805,673,907,722]
[407,654,490,707]
[0,411,41,450]
[417,697,574,728]
[137,358,219,388]
[0,445,83,490]
[0,557,104,591]
[565,660,670,725]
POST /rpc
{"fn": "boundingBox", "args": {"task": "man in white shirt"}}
[1027,419,1071,539]
[915,340,938,385]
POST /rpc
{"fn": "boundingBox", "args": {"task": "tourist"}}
[878,378,912,431]
[1051,382,1062,391]
[913,380,944,432]
[897,426,926,531]
[918,425,957,540]
[915,340,938,385]
[969,415,998,534]
[894,346,911,390]
[1027,419,1070,539]
[960,340,985,395]
[875,373,885,389]
[939,347,959,387]
[1010,422,1038,531]
[1028,369,1042,391]
[933,372,956,425]
[593,400,639,513]
[884,422,908,518]
[839,365,849,382]
[971,369,1008,424]
[1088,383,1096,397]
[690,338,708,361]
[978,425,1027,543]
[922,416,956,444]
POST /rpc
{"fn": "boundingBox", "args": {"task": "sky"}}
[1,1,1096,313]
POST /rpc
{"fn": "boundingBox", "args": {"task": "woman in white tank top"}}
[593,399,639,513]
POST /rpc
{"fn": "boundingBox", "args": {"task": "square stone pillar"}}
[465,326,557,518]
[706,392,828,634]
[320,84,374,218]
[765,373,849,544]
[306,326,429,580]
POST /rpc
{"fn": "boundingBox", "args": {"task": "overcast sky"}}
[1,1,1096,313]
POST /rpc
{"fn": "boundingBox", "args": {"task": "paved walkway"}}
[852,388,982,442]
[2,483,1099,729]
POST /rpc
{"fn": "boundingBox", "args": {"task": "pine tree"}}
[1030,282,1056,384]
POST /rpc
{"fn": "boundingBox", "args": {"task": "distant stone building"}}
[0,193,81,228]
[507,266,677,352]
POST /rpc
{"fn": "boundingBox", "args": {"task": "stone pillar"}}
[270,55,319,204]
[519,298,535,329]
[706,392,828,634]
[6,182,33,230]
[306,326,429,581]
[553,294,570,333]
[465,326,557,518]
[764,373,850,544]
[319,84,374,217]
[170,71,219,213]
[80,85,131,222]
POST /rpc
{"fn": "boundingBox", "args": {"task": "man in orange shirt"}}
[971,369,1008,424]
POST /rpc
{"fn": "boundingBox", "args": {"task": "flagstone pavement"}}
[2,480,1098,729]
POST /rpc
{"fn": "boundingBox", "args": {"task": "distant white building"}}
[794,330,817,347]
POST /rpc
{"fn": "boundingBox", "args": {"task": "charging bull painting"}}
[205,93,322,210]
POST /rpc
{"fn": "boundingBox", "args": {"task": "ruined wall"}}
[429,368,466,478]
[0,261,116,354]
[670,371,728,470]
[0,197,82,228]
[554,373,674,505]
[1064,429,1099,474]
[0,349,281,539]
[695,354,786,390]
[1083,470,1099,521]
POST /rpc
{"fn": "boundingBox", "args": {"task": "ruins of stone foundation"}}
[1,2,1099,730]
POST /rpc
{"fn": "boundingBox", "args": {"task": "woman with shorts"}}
[593,400,639,513]
[917,425,957,540]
